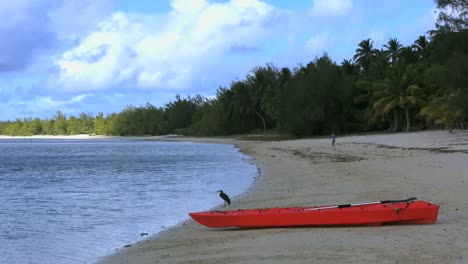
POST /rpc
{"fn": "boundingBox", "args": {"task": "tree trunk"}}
[458,118,464,129]
[405,107,410,131]
[255,110,266,132]
[392,110,398,132]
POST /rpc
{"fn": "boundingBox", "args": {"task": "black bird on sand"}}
[217,190,231,206]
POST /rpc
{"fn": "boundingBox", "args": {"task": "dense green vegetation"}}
[1,0,466,137]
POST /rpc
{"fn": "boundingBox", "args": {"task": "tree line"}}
[1,0,466,137]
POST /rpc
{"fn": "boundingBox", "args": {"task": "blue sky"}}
[0,0,437,121]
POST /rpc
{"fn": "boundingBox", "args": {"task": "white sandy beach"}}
[92,130,468,264]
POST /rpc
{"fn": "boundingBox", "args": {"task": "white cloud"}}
[0,0,56,72]
[0,93,89,119]
[50,0,113,39]
[33,94,88,109]
[170,0,208,14]
[53,0,283,92]
[312,0,353,17]
[0,0,112,73]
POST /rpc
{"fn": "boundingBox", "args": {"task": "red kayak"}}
[189,198,439,228]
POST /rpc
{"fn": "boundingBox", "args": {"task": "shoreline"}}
[96,130,468,264]
[4,131,468,263]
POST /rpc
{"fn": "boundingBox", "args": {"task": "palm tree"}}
[384,38,403,65]
[231,78,269,132]
[341,59,358,75]
[369,49,390,80]
[372,64,425,131]
[246,64,280,131]
[412,35,429,61]
[275,67,293,128]
[353,39,376,73]
[420,88,466,131]
[399,46,419,65]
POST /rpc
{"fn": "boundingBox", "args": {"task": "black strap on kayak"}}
[337,197,417,209]
[380,197,417,204]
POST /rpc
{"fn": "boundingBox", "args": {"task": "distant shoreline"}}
[0,134,182,140]
[0,134,243,146]
[0,134,108,139]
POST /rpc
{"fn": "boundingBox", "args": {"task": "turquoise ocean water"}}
[0,139,257,263]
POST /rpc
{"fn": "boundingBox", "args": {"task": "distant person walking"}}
[331,132,336,147]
